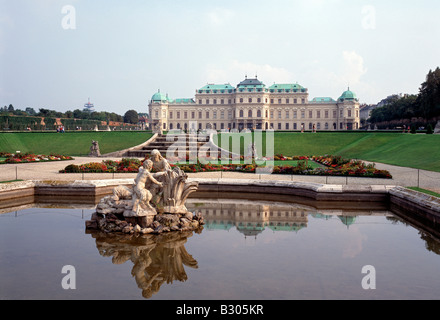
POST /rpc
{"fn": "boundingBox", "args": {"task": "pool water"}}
[1,199,440,300]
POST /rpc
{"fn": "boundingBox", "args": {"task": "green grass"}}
[407,187,440,198]
[214,132,440,172]
[0,132,153,156]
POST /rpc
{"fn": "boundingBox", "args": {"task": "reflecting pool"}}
[1,198,440,300]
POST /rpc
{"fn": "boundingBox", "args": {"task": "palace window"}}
[325,123,329,130]
[325,110,329,118]
[248,110,252,118]
[294,123,297,130]
[294,98,297,104]
[169,123,173,130]
[184,111,188,119]
[301,110,305,119]
[278,123,282,130]
[249,98,252,103]
[240,110,244,118]
[220,111,225,119]
[214,99,217,104]
[221,99,224,104]
[302,99,305,104]
[199,100,202,104]
[177,111,181,119]
[206,99,210,104]
[270,99,274,104]
[257,98,261,103]
[278,99,282,104]
[257,110,261,117]
[317,110,321,119]
[213,111,217,119]
[270,111,274,119]
[293,110,297,118]
[286,98,289,104]
[192,111,195,119]
[309,110,313,118]
[348,109,352,117]
[169,111,173,119]
[228,110,232,119]
[206,111,210,119]
[333,110,337,118]
[199,111,202,118]
[286,123,289,130]
[317,123,321,130]
[286,110,289,118]
[278,110,282,119]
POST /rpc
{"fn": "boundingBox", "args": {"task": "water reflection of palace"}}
[186,199,386,238]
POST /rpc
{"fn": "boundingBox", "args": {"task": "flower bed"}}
[0,152,74,164]
[312,155,392,179]
[59,155,392,179]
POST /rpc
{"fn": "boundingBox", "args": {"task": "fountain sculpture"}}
[85,150,203,234]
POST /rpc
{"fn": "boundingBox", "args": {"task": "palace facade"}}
[148,77,360,131]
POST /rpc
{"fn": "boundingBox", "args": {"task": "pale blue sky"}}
[1,0,439,114]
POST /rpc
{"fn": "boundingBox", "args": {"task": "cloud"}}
[206,8,235,26]
[341,51,368,87]
[205,60,293,85]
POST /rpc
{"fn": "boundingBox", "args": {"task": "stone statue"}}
[89,140,101,157]
[130,160,163,217]
[434,121,440,134]
[86,149,201,234]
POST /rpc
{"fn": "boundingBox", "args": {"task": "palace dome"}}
[151,91,168,103]
[338,88,358,102]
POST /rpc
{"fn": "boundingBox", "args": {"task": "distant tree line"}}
[0,105,125,123]
[369,67,440,129]
[0,105,143,131]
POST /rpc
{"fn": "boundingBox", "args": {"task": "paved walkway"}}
[1,156,439,193]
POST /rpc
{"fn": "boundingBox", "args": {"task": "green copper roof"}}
[198,84,235,93]
[338,88,358,101]
[269,83,307,93]
[310,97,336,103]
[151,91,168,102]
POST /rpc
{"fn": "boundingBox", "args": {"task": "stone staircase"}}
[125,133,219,159]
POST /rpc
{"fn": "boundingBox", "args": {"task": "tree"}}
[418,67,440,119]
[8,104,14,111]
[124,110,139,124]
[25,107,36,115]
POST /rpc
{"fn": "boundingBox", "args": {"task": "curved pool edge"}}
[0,178,439,224]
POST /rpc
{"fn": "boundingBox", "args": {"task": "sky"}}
[1,0,439,115]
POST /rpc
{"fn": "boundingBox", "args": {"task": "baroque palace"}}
[148,76,360,131]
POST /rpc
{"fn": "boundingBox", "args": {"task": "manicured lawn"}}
[0,131,153,156]
[407,187,440,198]
[214,132,440,172]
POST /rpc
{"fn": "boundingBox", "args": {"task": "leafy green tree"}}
[124,109,139,124]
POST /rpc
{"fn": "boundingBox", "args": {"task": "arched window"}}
[239,110,244,118]
[177,123,181,129]
[248,110,253,118]
[257,110,261,117]
[169,123,173,130]
[325,123,329,130]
